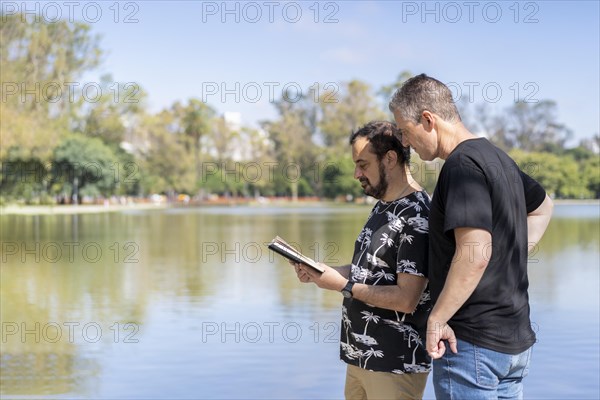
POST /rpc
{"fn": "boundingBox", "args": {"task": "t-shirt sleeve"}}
[396,211,429,278]
[519,169,547,213]
[442,157,493,234]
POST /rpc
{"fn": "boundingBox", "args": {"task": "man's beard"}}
[360,163,388,200]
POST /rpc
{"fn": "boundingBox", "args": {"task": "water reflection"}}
[1,351,100,396]
[0,203,598,398]
[528,205,599,310]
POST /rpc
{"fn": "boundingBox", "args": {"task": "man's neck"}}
[381,171,418,202]
[438,121,478,160]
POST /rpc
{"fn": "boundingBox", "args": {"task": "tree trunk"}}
[291,180,298,202]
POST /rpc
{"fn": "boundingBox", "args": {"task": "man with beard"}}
[294,121,432,400]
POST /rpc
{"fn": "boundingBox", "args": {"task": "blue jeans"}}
[433,338,532,400]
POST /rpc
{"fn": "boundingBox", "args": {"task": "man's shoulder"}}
[443,139,519,179]
[447,138,488,160]
[450,138,514,163]
[394,191,431,215]
[398,192,430,230]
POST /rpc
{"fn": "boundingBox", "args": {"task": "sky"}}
[18,0,599,145]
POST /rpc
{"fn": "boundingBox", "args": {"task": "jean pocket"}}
[474,345,505,389]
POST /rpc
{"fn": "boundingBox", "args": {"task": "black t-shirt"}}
[429,138,546,354]
[340,191,432,373]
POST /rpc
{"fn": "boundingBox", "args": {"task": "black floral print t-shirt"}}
[340,191,432,374]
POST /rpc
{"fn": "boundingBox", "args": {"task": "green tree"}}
[320,153,362,199]
[581,156,600,198]
[209,116,240,164]
[200,162,246,197]
[80,75,147,148]
[0,107,68,162]
[510,150,591,199]
[1,14,102,160]
[139,110,195,196]
[0,150,51,204]
[51,135,118,203]
[262,93,319,200]
[172,99,215,190]
[238,127,276,198]
[0,14,102,112]
[319,80,387,149]
[486,101,572,152]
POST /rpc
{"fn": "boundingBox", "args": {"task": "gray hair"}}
[388,73,461,124]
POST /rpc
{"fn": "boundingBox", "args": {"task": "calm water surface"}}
[1,203,598,399]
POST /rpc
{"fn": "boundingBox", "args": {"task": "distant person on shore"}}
[390,73,553,399]
[293,121,432,399]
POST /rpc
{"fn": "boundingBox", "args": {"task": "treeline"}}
[1,15,598,204]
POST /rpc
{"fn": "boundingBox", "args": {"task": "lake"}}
[1,203,598,399]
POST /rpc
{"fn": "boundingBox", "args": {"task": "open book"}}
[267,236,325,273]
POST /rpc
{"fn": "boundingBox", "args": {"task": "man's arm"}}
[426,227,491,358]
[527,194,553,253]
[333,264,351,279]
[351,274,427,313]
[295,263,427,314]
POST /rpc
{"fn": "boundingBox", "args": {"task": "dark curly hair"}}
[349,121,410,166]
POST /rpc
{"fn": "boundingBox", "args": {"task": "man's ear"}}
[384,150,398,168]
[421,110,436,132]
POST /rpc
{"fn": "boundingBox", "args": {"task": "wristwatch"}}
[341,281,355,299]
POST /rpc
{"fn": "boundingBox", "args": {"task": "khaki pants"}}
[344,364,429,400]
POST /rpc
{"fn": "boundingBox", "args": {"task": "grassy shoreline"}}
[1,198,598,216]
[0,203,169,215]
